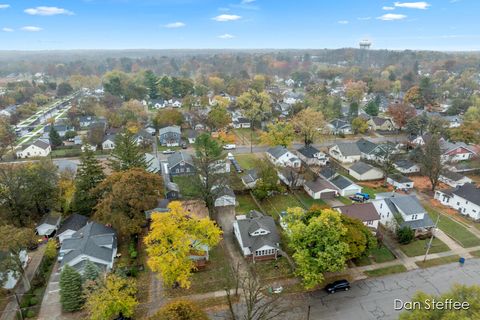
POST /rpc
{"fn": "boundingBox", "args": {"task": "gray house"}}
[167,152,196,176]
[159,126,181,146]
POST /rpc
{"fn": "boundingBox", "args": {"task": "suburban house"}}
[328,119,352,135]
[213,186,236,207]
[278,167,306,188]
[410,133,432,146]
[16,138,51,158]
[134,129,154,146]
[439,170,473,188]
[375,193,435,235]
[1,251,28,289]
[387,174,414,190]
[367,117,395,131]
[393,159,420,174]
[165,182,180,200]
[303,178,338,199]
[232,117,251,129]
[150,99,167,109]
[43,124,73,137]
[186,129,198,144]
[145,153,161,174]
[79,116,96,128]
[241,169,259,189]
[233,210,281,262]
[348,161,384,181]
[435,183,480,220]
[167,152,196,176]
[296,146,329,166]
[329,175,362,196]
[266,146,301,168]
[59,222,117,274]
[159,126,182,146]
[328,142,361,164]
[102,134,116,150]
[440,140,477,163]
[36,213,61,237]
[56,214,89,244]
[336,203,381,231]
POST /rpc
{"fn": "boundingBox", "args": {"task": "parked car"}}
[162,149,175,154]
[227,152,235,160]
[325,280,350,294]
[181,142,187,149]
[223,144,236,150]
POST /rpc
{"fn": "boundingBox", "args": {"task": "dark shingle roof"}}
[334,142,361,157]
[338,203,380,222]
[389,195,426,216]
[450,183,480,206]
[388,174,412,184]
[236,211,280,252]
[304,178,337,193]
[267,146,289,159]
[330,175,355,190]
[394,159,417,169]
[441,170,466,182]
[349,161,375,175]
[356,138,378,154]
[319,167,337,180]
[297,145,320,158]
[167,152,193,168]
[242,169,258,184]
[57,214,89,235]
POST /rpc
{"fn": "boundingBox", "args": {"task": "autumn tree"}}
[144,201,222,288]
[419,134,443,192]
[93,168,163,238]
[0,225,35,289]
[450,105,480,144]
[387,103,416,130]
[341,216,377,260]
[152,109,183,131]
[109,130,149,171]
[351,117,369,134]
[404,85,424,108]
[260,121,294,147]
[292,108,325,146]
[345,80,367,103]
[150,300,209,320]
[60,265,84,312]
[288,208,349,289]
[58,169,76,214]
[85,274,138,320]
[252,159,282,200]
[0,117,16,160]
[405,113,429,137]
[72,148,105,216]
[207,105,231,131]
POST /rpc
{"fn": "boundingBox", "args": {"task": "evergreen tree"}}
[49,126,63,149]
[364,100,379,116]
[60,265,84,312]
[348,102,359,120]
[83,260,100,282]
[72,148,105,216]
[109,130,148,171]
[144,70,159,99]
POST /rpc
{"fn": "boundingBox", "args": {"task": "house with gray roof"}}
[329,175,362,196]
[328,119,352,135]
[57,214,89,243]
[16,138,51,159]
[303,178,338,199]
[348,161,383,181]
[393,159,420,174]
[439,170,472,188]
[145,153,160,174]
[336,203,380,231]
[296,146,328,166]
[367,116,395,131]
[328,142,361,163]
[435,183,480,220]
[59,222,117,274]
[241,169,259,189]
[233,210,281,261]
[213,185,236,207]
[159,125,181,146]
[36,213,61,237]
[167,152,195,176]
[387,174,414,190]
[102,134,116,150]
[266,146,301,168]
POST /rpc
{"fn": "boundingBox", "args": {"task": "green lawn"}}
[399,238,450,257]
[261,193,304,218]
[364,265,407,277]
[165,243,233,297]
[424,205,480,248]
[250,257,294,283]
[470,250,480,258]
[358,185,388,199]
[415,255,460,269]
[353,255,372,266]
[235,153,259,170]
[172,175,202,199]
[236,193,260,214]
[337,196,353,205]
[370,246,396,263]
[294,191,329,210]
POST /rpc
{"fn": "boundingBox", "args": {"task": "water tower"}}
[359,39,371,49]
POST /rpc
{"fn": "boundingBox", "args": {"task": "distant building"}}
[16,138,51,158]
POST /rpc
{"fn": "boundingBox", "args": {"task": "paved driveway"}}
[304,258,480,320]
[37,262,62,320]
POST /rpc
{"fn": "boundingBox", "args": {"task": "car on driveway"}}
[162,149,175,154]
[325,279,350,294]
[223,144,236,150]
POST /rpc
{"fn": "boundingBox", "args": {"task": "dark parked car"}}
[325,280,350,294]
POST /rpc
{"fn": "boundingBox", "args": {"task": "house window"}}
[457,202,460,206]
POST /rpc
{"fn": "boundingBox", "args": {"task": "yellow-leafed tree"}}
[144,201,222,288]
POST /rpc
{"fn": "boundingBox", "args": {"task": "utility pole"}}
[423,214,441,262]
[307,305,311,320]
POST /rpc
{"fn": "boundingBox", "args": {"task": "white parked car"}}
[162,149,175,154]
[223,144,236,150]
[227,152,234,160]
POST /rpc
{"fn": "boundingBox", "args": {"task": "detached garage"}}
[330,175,362,196]
[304,179,338,199]
[348,161,383,181]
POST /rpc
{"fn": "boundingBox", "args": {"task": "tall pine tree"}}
[60,265,84,312]
[82,260,100,282]
[109,130,149,171]
[49,126,63,149]
[72,148,105,216]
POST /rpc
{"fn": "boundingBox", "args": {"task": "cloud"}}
[24,6,74,16]
[377,13,407,21]
[357,17,371,20]
[241,0,255,3]
[2,27,13,32]
[21,26,43,32]
[394,2,430,9]
[164,22,186,29]
[218,33,235,39]
[382,6,395,10]
[0,4,9,9]
[337,20,349,24]
[212,14,241,22]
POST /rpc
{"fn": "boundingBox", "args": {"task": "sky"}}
[0,0,479,51]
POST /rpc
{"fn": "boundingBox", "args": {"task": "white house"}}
[297,146,329,166]
[439,171,473,188]
[440,140,477,163]
[393,159,421,174]
[329,175,362,196]
[348,161,384,181]
[214,186,236,207]
[387,174,414,190]
[36,213,61,237]
[328,143,361,164]
[16,139,51,159]
[233,210,280,262]
[102,134,116,150]
[266,146,301,168]
[303,179,338,199]
[241,169,259,189]
[336,203,380,231]
[435,183,480,220]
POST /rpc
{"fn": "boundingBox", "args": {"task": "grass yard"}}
[236,193,260,214]
[294,190,329,210]
[370,246,396,263]
[250,257,294,283]
[353,255,372,266]
[235,153,259,170]
[358,185,389,199]
[424,205,480,248]
[470,250,480,258]
[364,265,407,277]
[337,196,353,205]
[172,175,202,199]
[166,243,233,297]
[399,238,450,257]
[415,255,460,269]
[261,193,304,218]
